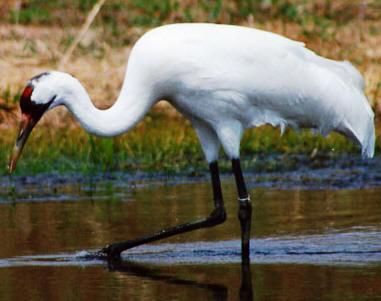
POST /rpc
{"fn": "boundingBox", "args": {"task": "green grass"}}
[7,0,380,27]
[4,0,380,52]
[1,110,375,177]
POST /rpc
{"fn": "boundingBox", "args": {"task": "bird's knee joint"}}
[207,206,227,226]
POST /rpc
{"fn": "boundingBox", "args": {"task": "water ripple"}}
[1,228,380,267]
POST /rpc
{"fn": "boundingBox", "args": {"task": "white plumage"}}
[24,23,374,163]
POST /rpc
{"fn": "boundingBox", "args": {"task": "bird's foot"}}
[84,244,122,261]
[98,244,122,260]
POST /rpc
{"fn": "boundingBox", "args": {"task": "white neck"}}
[61,76,157,137]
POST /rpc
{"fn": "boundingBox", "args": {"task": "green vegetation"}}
[1,110,371,177]
[6,0,381,28]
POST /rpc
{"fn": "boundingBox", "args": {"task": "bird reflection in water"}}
[106,258,253,301]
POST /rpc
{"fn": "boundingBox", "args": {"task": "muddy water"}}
[0,173,381,300]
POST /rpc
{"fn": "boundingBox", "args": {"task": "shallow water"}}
[0,169,381,300]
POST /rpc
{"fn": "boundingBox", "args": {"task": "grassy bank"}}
[1,0,380,176]
[1,109,372,177]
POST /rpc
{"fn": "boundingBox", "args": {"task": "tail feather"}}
[341,110,375,159]
[361,120,375,159]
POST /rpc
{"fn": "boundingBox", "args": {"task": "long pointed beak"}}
[9,114,36,174]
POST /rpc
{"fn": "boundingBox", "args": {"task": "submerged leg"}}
[232,159,252,262]
[240,257,253,301]
[99,162,226,260]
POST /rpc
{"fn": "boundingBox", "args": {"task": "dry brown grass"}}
[1,12,381,132]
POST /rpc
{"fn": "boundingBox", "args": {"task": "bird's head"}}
[9,71,69,173]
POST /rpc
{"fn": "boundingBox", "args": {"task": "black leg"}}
[232,159,252,263]
[106,261,228,300]
[98,162,226,260]
[240,258,253,301]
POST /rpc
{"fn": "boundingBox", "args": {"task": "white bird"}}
[9,23,375,261]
